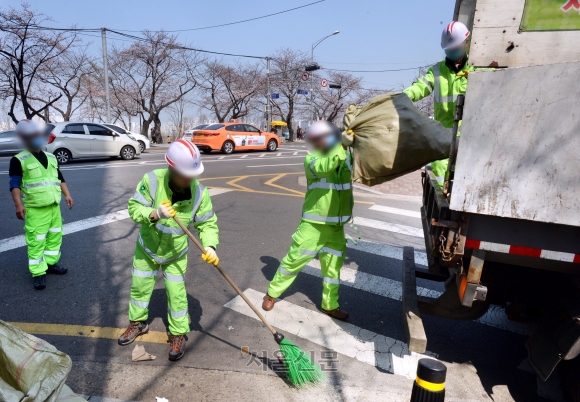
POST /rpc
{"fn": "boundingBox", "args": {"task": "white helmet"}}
[304,121,340,142]
[441,21,470,50]
[16,119,41,136]
[165,139,204,178]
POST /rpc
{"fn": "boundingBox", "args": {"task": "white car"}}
[104,124,150,153]
[183,124,210,141]
[44,122,141,164]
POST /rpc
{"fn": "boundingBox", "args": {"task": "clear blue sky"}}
[6,0,456,90]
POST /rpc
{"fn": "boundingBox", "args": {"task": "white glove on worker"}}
[152,200,176,220]
[342,130,354,146]
[202,247,219,266]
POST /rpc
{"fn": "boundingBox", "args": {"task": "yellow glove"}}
[202,247,219,266]
[342,130,354,146]
[155,200,176,220]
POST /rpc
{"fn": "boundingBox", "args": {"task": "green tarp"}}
[343,93,452,187]
[521,0,580,31]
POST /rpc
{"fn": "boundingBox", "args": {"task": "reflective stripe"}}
[309,158,319,179]
[302,213,351,224]
[194,210,214,223]
[29,257,44,265]
[36,234,46,240]
[18,153,33,161]
[436,95,458,103]
[168,307,188,318]
[155,223,185,235]
[191,184,204,217]
[323,276,340,285]
[132,268,158,277]
[435,176,444,183]
[299,249,318,256]
[48,227,62,233]
[131,299,149,308]
[433,63,440,103]
[132,191,152,207]
[138,234,188,264]
[320,247,343,257]
[345,156,353,173]
[419,76,434,90]
[43,250,60,256]
[24,181,60,188]
[308,178,351,191]
[278,265,297,276]
[147,171,157,202]
[163,272,185,282]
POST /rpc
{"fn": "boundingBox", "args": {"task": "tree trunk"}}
[154,115,163,144]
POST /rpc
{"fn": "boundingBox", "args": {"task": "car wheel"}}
[121,145,136,160]
[54,148,72,165]
[267,139,278,152]
[221,141,235,154]
[138,141,145,153]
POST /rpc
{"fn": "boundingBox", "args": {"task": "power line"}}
[323,65,433,73]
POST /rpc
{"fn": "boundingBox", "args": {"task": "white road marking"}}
[240,155,249,159]
[246,163,303,168]
[259,154,266,158]
[139,162,146,165]
[224,288,437,379]
[353,217,424,238]
[293,152,298,155]
[347,239,428,267]
[276,152,282,156]
[369,205,421,219]
[218,156,225,160]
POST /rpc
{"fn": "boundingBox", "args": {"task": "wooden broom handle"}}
[173,216,277,335]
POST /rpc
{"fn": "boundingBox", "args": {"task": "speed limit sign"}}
[301,72,310,81]
[320,78,328,88]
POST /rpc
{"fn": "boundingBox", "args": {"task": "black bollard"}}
[410,358,447,402]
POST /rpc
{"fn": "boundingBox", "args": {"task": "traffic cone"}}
[411,358,447,401]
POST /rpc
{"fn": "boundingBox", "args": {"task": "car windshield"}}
[204,124,224,131]
[193,124,209,130]
[43,124,55,135]
[105,124,126,134]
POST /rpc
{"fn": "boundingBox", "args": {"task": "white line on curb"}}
[369,205,421,219]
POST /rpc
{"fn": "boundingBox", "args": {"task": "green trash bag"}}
[0,320,86,402]
[343,92,453,186]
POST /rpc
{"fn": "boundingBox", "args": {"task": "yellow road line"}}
[9,322,169,344]
[225,176,255,192]
[199,172,303,181]
[264,174,305,196]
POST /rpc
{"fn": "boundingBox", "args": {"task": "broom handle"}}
[173,216,277,336]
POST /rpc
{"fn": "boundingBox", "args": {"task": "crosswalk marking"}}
[224,288,437,379]
[259,154,266,158]
[347,239,428,266]
[369,205,421,219]
[218,156,225,159]
[293,152,298,155]
[353,217,424,238]
[276,152,282,156]
[240,154,249,159]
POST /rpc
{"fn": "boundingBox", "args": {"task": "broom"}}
[173,216,325,386]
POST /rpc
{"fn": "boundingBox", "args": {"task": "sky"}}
[3,0,457,122]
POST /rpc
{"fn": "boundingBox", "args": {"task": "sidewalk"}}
[358,169,424,197]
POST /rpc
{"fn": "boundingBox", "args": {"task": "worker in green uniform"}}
[9,120,74,290]
[262,121,352,321]
[118,139,219,361]
[403,21,474,185]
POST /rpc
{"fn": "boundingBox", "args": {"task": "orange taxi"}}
[191,121,280,154]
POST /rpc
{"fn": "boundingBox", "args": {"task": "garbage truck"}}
[401,0,580,399]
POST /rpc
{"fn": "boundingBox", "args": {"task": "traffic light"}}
[305,64,320,72]
[329,84,342,89]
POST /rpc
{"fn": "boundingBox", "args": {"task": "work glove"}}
[202,247,219,266]
[155,200,176,220]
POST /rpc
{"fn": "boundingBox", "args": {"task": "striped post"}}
[411,358,447,402]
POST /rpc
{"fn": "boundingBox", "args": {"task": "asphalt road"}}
[0,145,557,402]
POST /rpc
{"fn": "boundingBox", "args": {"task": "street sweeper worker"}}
[262,121,352,321]
[118,139,219,361]
[403,21,474,186]
[9,119,73,290]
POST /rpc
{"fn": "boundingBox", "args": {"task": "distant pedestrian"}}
[150,128,156,144]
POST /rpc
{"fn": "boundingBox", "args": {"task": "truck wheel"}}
[221,141,235,154]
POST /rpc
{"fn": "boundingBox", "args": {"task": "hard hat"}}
[441,21,470,50]
[15,119,41,136]
[165,139,204,178]
[304,120,340,142]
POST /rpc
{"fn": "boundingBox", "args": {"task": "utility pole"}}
[310,31,340,123]
[101,28,111,124]
[266,57,272,128]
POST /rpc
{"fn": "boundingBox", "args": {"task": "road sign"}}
[320,78,328,88]
[301,72,310,81]
[297,89,309,95]
[271,93,279,99]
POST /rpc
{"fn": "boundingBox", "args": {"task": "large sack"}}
[0,320,86,402]
[343,92,453,186]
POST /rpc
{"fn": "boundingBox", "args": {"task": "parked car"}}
[183,124,210,141]
[44,122,141,164]
[192,122,279,154]
[104,124,150,153]
[0,130,23,154]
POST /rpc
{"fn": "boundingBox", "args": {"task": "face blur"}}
[309,134,331,152]
[168,167,194,189]
[19,131,44,151]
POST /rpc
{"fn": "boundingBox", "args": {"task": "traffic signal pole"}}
[101,28,111,124]
[266,57,272,127]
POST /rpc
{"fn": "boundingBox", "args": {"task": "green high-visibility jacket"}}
[302,145,353,226]
[16,150,62,208]
[128,169,219,264]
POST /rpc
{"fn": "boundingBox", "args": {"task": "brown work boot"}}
[322,307,349,321]
[262,294,277,311]
[118,321,149,346]
[168,335,186,361]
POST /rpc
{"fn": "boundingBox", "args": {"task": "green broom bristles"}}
[278,338,325,386]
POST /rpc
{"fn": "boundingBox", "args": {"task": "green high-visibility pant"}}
[431,159,449,187]
[129,245,189,335]
[24,203,63,277]
[268,220,346,311]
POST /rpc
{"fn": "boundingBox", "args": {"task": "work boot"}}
[33,275,46,290]
[321,307,349,321]
[47,263,68,275]
[118,321,149,346]
[262,294,277,311]
[168,335,186,361]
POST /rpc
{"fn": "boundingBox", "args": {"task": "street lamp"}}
[310,31,340,122]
